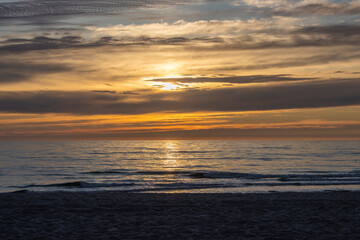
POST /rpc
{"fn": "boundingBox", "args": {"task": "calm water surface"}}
[0,140,359,193]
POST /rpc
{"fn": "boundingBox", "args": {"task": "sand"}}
[0,191,359,239]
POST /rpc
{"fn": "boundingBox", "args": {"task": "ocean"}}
[0,140,359,193]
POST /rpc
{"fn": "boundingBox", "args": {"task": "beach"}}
[1,191,359,239]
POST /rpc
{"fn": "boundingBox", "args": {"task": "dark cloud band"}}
[274,2,360,16]
[0,61,71,83]
[0,0,153,19]
[147,75,314,84]
[0,79,358,115]
[2,24,360,55]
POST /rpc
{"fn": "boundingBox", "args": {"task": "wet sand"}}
[1,191,360,239]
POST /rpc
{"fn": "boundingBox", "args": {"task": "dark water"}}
[0,140,359,193]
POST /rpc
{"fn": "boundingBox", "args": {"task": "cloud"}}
[1,0,359,21]
[239,0,292,8]
[173,79,360,112]
[0,78,358,115]
[2,120,359,140]
[0,61,71,83]
[238,0,360,16]
[0,91,126,114]
[2,20,360,55]
[294,25,360,36]
[147,74,315,84]
[86,19,292,38]
[274,2,360,16]
[210,51,360,71]
[91,90,117,94]
[0,36,87,53]
[0,34,223,54]
[190,24,360,50]
[0,0,160,19]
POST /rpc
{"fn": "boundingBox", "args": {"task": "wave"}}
[82,169,360,182]
[88,151,145,155]
[16,180,233,192]
[20,181,136,189]
[83,170,194,175]
[244,181,360,187]
[136,170,192,175]
[262,146,290,149]
[172,150,221,154]
[16,179,360,192]
[84,169,132,175]
[12,175,360,193]
[134,183,234,192]
[187,171,360,180]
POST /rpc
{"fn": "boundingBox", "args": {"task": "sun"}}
[161,82,180,90]
[145,74,185,91]
[144,63,189,90]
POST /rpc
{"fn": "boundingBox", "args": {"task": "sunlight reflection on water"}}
[163,141,179,169]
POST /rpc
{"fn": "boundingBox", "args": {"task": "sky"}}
[0,0,359,140]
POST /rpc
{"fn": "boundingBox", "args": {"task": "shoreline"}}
[1,191,360,239]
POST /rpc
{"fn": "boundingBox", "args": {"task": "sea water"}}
[0,140,359,193]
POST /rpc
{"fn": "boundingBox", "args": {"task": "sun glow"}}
[161,82,180,90]
[156,63,180,74]
[145,75,188,91]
